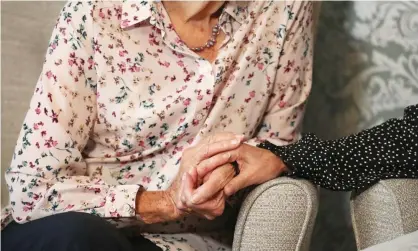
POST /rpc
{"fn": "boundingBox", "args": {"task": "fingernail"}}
[191,194,200,204]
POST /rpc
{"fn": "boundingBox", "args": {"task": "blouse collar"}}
[120,0,248,29]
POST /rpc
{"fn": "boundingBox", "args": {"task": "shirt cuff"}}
[104,185,140,218]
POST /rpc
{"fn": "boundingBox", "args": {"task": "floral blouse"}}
[2,0,314,235]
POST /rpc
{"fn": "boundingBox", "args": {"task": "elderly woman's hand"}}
[177,163,235,220]
[189,143,288,205]
[165,132,244,220]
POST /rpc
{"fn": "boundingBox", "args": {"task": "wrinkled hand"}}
[166,132,244,220]
[178,163,236,220]
[190,143,287,204]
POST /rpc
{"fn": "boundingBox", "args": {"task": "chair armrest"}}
[350,179,418,250]
[233,177,319,251]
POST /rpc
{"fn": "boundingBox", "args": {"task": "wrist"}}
[135,190,180,224]
[268,152,289,177]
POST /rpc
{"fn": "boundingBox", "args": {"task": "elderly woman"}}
[1,1,314,251]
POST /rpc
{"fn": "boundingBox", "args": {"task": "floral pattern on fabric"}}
[2,0,314,250]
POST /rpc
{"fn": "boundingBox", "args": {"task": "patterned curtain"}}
[305,1,418,250]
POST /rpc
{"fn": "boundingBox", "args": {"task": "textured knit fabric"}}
[2,0,314,250]
[259,104,418,191]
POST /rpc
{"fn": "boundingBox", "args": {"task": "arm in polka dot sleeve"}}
[258,104,418,191]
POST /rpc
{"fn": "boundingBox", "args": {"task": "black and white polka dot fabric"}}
[258,104,418,192]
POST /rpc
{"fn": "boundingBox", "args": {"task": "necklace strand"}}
[191,24,221,52]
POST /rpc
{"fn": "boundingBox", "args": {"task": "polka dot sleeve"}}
[258,104,418,191]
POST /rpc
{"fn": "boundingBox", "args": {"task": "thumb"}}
[224,174,249,197]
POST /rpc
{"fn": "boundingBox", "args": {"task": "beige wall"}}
[1,1,65,207]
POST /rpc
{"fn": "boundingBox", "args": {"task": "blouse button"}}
[123,204,131,212]
[196,113,203,120]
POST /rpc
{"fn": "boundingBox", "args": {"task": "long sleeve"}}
[5,2,139,224]
[247,1,314,146]
[228,1,314,208]
[258,105,418,191]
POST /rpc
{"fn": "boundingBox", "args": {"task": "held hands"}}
[165,132,244,220]
[170,135,288,221]
[192,143,287,204]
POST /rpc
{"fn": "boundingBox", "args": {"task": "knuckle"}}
[213,207,224,217]
[224,152,231,160]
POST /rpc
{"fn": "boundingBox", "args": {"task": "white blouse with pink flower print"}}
[2,1,314,250]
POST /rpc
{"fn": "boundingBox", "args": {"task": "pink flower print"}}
[118,62,126,73]
[173,50,184,58]
[121,19,130,28]
[119,50,126,57]
[197,75,204,83]
[177,60,184,67]
[51,43,57,50]
[129,65,140,72]
[142,176,151,183]
[41,131,47,137]
[183,98,191,106]
[22,201,34,212]
[192,119,199,126]
[167,23,174,31]
[32,193,41,200]
[109,192,116,202]
[257,63,264,70]
[197,94,203,100]
[35,107,41,115]
[99,11,105,19]
[50,110,58,123]
[148,33,159,46]
[158,60,170,68]
[110,210,120,217]
[279,101,286,108]
[44,137,58,148]
[249,91,256,98]
[68,58,77,66]
[35,142,40,149]
[175,37,183,45]
[46,71,53,79]
[284,60,295,73]
[33,123,39,130]
[65,204,75,210]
